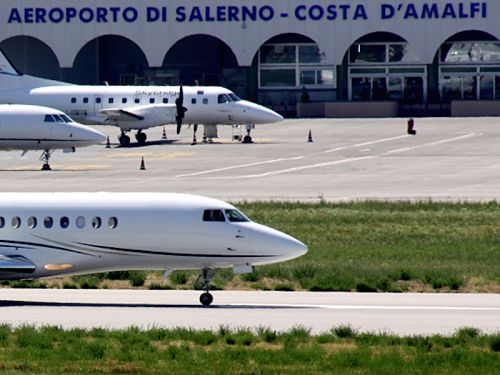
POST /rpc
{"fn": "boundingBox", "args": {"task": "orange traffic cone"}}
[308,130,313,143]
[140,157,146,170]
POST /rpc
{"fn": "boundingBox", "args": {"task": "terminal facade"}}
[1,0,498,117]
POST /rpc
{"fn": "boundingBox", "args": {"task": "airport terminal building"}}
[1,0,498,117]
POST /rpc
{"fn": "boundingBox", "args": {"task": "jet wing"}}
[0,254,36,273]
[100,104,177,123]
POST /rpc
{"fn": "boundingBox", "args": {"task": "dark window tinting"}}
[44,216,53,228]
[203,210,225,222]
[71,98,76,103]
[83,97,89,103]
[96,97,102,104]
[225,209,250,222]
[44,115,55,122]
[162,98,169,103]
[60,216,69,229]
[108,98,114,104]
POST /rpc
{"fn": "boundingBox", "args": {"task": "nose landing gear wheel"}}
[200,292,213,306]
[199,268,213,306]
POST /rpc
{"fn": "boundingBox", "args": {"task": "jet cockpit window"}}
[228,93,241,102]
[225,209,250,222]
[53,114,65,122]
[218,94,231,104]
[0,217,4,228]
[61,115,73,123]
[44,115,55,122]
[203,209,225,222]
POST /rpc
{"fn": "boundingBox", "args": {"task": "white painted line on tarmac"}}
[354,135,411,148]
[242,304,500,311]
[175,156,305,177]
[242,156,375,178]
[384,133,482,155]
[324,146,347,153]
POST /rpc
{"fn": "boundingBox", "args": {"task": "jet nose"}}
[251,223,308,264]
[239,101,284,124]
[74,124,107,144]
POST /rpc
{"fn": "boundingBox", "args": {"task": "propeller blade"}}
[176,85,185,135]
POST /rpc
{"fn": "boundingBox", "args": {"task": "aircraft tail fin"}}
[0,47,22,77]
[0,47,70,90]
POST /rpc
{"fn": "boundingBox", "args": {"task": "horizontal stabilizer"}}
[0,255,36,273]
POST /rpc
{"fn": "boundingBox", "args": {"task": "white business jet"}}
[0,104,106,170]
[0,192,307,306]
[0,49,283,147]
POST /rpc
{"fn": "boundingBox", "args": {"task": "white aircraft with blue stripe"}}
[0,48,283,146]
[0,192,307,305]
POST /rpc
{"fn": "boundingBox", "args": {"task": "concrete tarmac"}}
[0,289,499,335]
[1,117,500,202]
[1,117,499,335]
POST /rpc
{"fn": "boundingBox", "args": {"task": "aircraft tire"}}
[242,135,253,144]
[136,132,147,144]
[119,134,131,147]
[200,292,213,306]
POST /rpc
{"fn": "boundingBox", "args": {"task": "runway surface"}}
[1,117,499,335]
[0,289,499,335]
[1,117,500,202]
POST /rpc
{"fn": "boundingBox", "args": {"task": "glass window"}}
[388,77,403,100]
[202,98,208,104]
[191,98,197,104]
[28,217,37,229]
[95,97,101,104]
[71,98,76,103]
[76,216,85,229]
[203,210,225,222]
[225,209,250,222]
[108,98,114,104]
[12,216,21,228]
[108,217,118,229]
[44,216,53,228]
[352,77,371,100]
[218,94,230,104]
[60,216,69,229]
[92,217,101,229]
[83,97,89,103]
[442,76,463,100]
[299,45,322,63]
[61,115,73,123]
[135,98,140,104]
[372,78,387,100]
[463,76,477,100]
[149,98,155,104]
[300,71,316,85]
[44,114,55,122]
[260,45,296,64]
[122,98,127,104]
[260,69,296,87]
[317,70,335,86]
[480,75,494,99]
[442,42,500,63]
[0,217,4,228]
[350,44,386,63]
[404,77,424,103]
[495,76,500,99]
[163,98,169,103]
[228,93,241,102]
[53,115,64,122]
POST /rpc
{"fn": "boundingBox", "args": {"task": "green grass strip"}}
[0,325,497,374]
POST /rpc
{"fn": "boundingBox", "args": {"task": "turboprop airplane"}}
[0,192,307,306]
[0,104,106,170]
[0,48,283,147]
